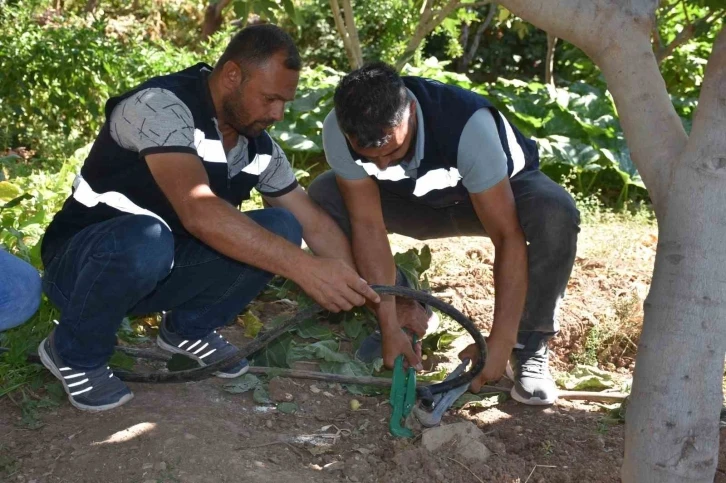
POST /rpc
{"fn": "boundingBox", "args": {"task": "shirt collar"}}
[399,88,425,174]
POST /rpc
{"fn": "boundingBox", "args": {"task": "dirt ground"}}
[5,220,723,483]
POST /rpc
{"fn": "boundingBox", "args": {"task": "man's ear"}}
[409,99,417,116]
[221,61,244,89]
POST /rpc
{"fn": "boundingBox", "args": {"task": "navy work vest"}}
[351,76,539,208]
[42,63,274,261]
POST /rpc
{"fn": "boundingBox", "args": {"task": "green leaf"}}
[280,0,299,24]
[166,353,198,372]
[277,402,298,414]
[556,365,615,391]
[394,245,432,290]
[253,384,272,404]
[319,359,372,377]
[252,333,293,368]
[295,319,334,340]
[240,311,264,339]
[109,350,135,371]
[342,313,363,339]
[223,374,261,394]
[287,339,349,366]
[0,181,23,201]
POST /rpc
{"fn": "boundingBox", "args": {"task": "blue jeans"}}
[0,249,42,331]
[42,208,303,369]
[309,169,580,343]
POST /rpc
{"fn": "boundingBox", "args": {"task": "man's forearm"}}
[301,210,357,270]
[490,236,528,345]
[185,196,311,284]
[351,223,398,331]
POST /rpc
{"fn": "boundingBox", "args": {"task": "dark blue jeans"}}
[308,169,580,344]
[0,249,42,331]
[42,208,302,369]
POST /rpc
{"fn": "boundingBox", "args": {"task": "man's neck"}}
[207,71,239,153]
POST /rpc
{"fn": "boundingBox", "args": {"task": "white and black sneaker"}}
[156,314,249,379]
[506,333,558,406]
[38,335,134,412]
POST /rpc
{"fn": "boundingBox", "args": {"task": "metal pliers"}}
[413,358,471,427]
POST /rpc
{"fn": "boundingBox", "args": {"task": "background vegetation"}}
[0,0,720,406]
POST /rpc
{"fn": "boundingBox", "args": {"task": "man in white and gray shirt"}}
[39,25,379,412]
[309,62,580,405]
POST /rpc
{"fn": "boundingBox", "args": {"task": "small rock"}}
[142,463,153,470]
[268,377,294,402]
[269,456,281,464]
[184,433,197,440]
[310,385,321,394]
[422,421,492,464]
[513,425,523,433]
[254,461,265,468]
[154,462,167,471]
[265,420,273,429]
[143,480,156,483]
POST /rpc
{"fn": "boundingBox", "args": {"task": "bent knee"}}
[262,208,303,246]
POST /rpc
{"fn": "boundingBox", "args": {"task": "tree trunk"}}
[458,2,496,72]
[621,28,726,483]
[496,1,725,481]
[201,0,233,41]
[329,0,363,69]
[545,33,557,85]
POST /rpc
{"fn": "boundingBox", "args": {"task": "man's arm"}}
[336,175,422,370]
[460,176,527,391]
[263,186,356,268]
[145,152,379,312]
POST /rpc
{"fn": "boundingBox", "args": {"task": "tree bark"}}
[621,27,726,483]
[545,33,557,85]
[458,2,497,72]
[329,0,363,69]
[495,1,725,481]
[201,0,233,41]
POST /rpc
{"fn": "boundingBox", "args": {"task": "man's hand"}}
[381,327,422,371]
[395,298,428,337]
[459,336,514,393]
[296,257,380,312]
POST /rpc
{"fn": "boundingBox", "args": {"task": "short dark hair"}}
[334,62,409,148]
[216,24,301,72]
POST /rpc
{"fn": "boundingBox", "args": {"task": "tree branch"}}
[341,0,363,68]
[655,11,719,64]
[459,3,497,71]
[545,33,558,85]
[329,0,362,70]
[497,0,686,212]
[682,26,726,170]
[396,0,491,70]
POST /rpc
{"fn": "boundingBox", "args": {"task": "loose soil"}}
[5,220,723,483]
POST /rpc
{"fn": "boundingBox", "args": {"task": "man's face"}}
[221,52,299,138]
[348,101,417,171]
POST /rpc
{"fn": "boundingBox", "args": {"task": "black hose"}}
[0,286,486,403]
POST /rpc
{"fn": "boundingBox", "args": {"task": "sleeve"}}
[256,140,299,197]
[109,88,197,157]
[457,108,509,194]
[322,110,369,180]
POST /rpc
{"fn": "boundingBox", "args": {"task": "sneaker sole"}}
[505,363,558,406]
[156,337,249,379]
[38,339,133,412]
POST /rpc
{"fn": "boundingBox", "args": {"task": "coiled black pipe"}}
[0,285,487,404]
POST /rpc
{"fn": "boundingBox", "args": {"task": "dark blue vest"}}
[42,63,273,261]
[355,76,539,208]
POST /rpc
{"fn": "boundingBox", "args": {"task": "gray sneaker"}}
[506,333,558,405]
[156,314,249,378]
[38,335,134,412]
